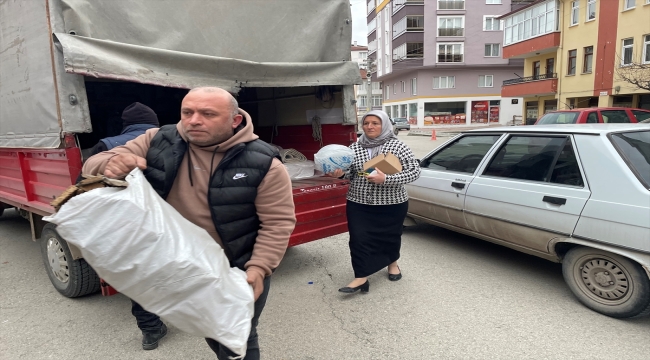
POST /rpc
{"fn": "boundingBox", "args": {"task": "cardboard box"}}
[363,152,402,175]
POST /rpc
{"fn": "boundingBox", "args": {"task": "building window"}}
[546,58,555,75]
[583,46,593,73]
[478,75,494,87]
[437,43,463,63]
[571,1,579,26]
[643,34,650,64]
[624,0,635,10]
[433,76,455,89]
[486,0,501,3]
[438,17,464,37]
[372,95,383,107]
[503,1,557,46]
[533,61,541,78]
[411,78,417,95]
[438,0,464,10]
[622,38,634,65]
[368,17,377,35]
[402,81,406,93]
[407,16,424,30]
[385,85,390,100]
[393,83,397,94]
[484,16,501,31]
[587,0,596,21]
[393,15,425,38]
[393,42,424,61]
[484,43,500,57]
[359,52,368,59]
[568,49,577,75]
[358,95,367,107]
[372,82,381,91]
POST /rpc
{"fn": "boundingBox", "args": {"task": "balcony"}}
[502,32,561,59]
[502,73,558,97]
[438,28,464,37]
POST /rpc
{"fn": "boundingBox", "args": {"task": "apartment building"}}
[500,0,650,124]
[366,0,528,127]
[352,43,384,119]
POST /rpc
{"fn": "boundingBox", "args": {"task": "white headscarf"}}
[358,110,397,158]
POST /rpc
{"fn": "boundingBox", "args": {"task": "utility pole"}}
[365,56,373,114]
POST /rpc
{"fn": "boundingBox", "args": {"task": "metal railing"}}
[438,28,464,37]
[503,73,557,86]
[438,0,464,10]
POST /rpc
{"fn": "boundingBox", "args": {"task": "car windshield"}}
[536,112,580,124]
[394,118,407,123]
[610,130,650,189]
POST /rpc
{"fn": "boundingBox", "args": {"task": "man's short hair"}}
[189,87,239,118]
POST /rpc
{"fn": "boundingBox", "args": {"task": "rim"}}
[46,236,69,284]
[572,254,633,306]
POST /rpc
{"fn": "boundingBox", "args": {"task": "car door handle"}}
[451,182,466,189]
[543,196,566,205]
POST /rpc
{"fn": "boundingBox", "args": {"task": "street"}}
[1,132,649,360]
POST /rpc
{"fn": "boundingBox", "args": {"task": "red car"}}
[535,107,650,125]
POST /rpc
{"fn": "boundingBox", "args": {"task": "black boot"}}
[142,323,167,350]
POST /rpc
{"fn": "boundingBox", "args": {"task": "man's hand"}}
[367,168,386,184]
[104,154,147,179]
[246,270,265,301]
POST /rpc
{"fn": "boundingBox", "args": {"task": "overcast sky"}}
[350,0,368,46]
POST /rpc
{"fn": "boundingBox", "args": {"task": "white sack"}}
[313,144,354,173]
[44,169,253,357]
[284,160,315,180]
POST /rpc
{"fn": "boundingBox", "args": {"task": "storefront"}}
[424,101,466,126]
[525,100,538,125]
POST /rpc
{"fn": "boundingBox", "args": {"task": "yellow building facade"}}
[500,0,650,123]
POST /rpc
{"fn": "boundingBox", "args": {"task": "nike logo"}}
[233,173,248,180]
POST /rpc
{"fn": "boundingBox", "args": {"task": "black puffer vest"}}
[143,125,279,270]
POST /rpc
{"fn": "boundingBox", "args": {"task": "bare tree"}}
[616,55,650,92]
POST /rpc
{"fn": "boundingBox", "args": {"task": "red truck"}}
[0,0,361,298]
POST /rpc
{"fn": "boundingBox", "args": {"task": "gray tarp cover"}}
[0,0,361,148]
[57,0,362,92]
[0,0,62,148]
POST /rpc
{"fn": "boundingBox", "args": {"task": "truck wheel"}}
[562,246,650,318]
[40,224,100,297]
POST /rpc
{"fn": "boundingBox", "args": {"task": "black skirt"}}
[346,200,409,278]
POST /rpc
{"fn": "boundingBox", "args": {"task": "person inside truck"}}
[82,102,160,160]
[82,86,296,359]
[328,110,420,294]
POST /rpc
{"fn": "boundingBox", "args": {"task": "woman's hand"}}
[327,169,344,178]
[367,168,386,184]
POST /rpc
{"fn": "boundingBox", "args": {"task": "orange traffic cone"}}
[430,130,437,140]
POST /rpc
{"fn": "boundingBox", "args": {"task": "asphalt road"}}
[1,132,649,360]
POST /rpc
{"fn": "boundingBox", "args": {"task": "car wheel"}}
[393,128,399,135]
[562,246,650,318]
[40,223,100,298]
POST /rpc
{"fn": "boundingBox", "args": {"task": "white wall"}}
[499,97,524,125]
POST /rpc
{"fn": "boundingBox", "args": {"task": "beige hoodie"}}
[82,109,296,279]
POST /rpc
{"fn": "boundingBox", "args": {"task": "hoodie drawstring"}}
[187,150,194,187]
[209,146,219,177]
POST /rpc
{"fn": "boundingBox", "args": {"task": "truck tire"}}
[562,246,650,318]
[40,223,100,297]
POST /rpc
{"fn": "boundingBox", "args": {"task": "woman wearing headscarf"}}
[329,110,421,294]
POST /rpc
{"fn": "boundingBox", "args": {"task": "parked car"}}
[535,107,650,125]
[405,124,650,318]
[393,117,411,132]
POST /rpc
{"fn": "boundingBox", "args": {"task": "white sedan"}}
[406,124,650,318]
